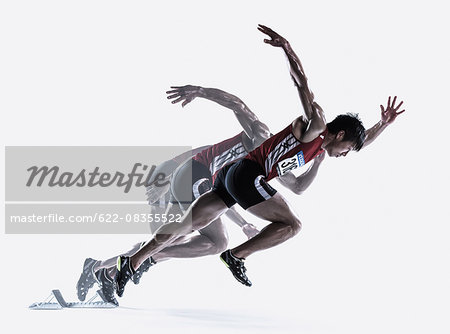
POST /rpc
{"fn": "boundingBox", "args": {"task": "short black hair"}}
[326,113,366,151]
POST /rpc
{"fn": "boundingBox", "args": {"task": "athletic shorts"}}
[212,158,277,210]
[170,159,212,211]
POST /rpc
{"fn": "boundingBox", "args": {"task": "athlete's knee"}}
[153,222,190,244]
[191,215,214,231]
[209,235,229,254]
[153,232,173,245]
[287,217,302,237]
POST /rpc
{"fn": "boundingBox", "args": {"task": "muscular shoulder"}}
[291,116,308,141]
[292,116,326,143]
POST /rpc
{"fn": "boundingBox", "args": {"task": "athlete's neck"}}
[321,129,334,150]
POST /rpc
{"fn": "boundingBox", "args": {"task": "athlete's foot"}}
[95,269,119,306]
[220,250,252,287]
[131,257,155,285]
[115,256,135,297]
[76,258,98,301]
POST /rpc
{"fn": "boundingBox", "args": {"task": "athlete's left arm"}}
[258,25,325,142]
[224,207,260,239]
[361,96,405,149]
[257,24,315,121]
[277,152,325,195]
[166,85,270,143]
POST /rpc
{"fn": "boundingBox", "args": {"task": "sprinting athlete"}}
[77,81,327,304]
[114,25,405,294]
[76,85,271,304]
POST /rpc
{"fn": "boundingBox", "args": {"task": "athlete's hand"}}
[166,85,203,107]
[257,24,289,48]
[380,96,405,125]
[242,223,260,239]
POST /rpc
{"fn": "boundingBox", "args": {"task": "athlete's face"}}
[325,131,355,158]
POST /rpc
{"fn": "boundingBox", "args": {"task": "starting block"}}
[29,289,117,310]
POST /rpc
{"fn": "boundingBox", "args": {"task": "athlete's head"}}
[323,113,366,157]
[251,120,271,147]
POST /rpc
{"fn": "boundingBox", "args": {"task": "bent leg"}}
[130,190,229,270]
[100,233,201,277]
[231,192,302,259]
[152,217,229,262]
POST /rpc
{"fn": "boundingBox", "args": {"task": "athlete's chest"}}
[276,151,306,176]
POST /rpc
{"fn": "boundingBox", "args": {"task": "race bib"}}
[276,151,305,176]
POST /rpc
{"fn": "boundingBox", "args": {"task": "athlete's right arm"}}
[277,152,325,195]
[166,85,267,142]
[224,207,260,239]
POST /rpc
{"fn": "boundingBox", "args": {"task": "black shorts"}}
[170,159,212,211]
[212,159,277,210]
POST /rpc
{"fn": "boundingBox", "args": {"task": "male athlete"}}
[74,84,267,303]
[77,81,327,304]
[114,25,405,294]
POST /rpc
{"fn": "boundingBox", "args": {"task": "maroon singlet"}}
[245,124,326,181]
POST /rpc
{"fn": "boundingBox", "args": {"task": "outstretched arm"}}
[224,207,260,239]
[258,25,326,142]
[258,24,315,120]
[362,96,405,149]
[277,152,325,195]
[166,85,269,143]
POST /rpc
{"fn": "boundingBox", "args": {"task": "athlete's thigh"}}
[246,192,300,225]
[190,191,229,230]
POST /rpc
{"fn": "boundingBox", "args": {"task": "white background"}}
[1,1,449,333]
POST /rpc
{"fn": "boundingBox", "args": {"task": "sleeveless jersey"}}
[245,123,326,181]
[193,132,248,182]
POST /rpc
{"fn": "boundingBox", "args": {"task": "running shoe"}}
[95,268,119,306]
[115,256,135,297]
[76,258,98,301]
[131,257,156,285]
[220,250,252,287]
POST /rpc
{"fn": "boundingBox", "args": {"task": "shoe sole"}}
[76,258,97,301]
[98,270,119,306]
[220,255,252,287]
